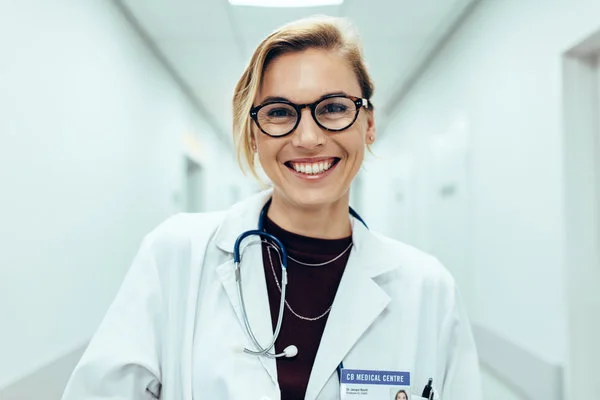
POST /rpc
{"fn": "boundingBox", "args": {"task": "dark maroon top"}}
[261,216,352,400]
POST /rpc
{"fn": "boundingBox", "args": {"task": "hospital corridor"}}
[1,0,600,399]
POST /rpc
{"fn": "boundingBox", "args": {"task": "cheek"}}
[336,136,365,163]
[256,139,284,164]
[354,119,370,145]
[348,129,368,154]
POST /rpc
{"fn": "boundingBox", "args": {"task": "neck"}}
[267,190,352,239]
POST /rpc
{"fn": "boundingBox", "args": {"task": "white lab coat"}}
[62,190,481,400]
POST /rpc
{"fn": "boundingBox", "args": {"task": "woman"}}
[395,390,409,400]
[62,16,480,400]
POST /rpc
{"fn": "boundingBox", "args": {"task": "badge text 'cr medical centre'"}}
[341,369,410,386]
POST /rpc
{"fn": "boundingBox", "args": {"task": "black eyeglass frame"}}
[249,94,370,138]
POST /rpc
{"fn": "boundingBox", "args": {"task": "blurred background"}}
[1,0,599,399]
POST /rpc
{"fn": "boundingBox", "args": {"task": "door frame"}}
[562,31,600,399]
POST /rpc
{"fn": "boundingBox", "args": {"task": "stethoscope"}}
[233,198,368,362]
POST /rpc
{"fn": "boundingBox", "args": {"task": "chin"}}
[279,185,346,210]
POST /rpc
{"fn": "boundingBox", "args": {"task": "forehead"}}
[257,48,361,104]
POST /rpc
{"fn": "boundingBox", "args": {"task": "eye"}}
[267,108,294,118]
[320,103,348,114]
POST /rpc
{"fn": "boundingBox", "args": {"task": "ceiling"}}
[118,0,476,147]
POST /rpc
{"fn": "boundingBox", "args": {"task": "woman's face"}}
[254,48,375,210]
[396,392,408,400]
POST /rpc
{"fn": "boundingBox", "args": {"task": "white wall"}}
[0,0,250,389]
[362,0,600,381]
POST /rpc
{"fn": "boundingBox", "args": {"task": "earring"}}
[369,135,374,142]
[251,143,257,152]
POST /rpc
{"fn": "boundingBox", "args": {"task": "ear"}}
[365,110,376,145]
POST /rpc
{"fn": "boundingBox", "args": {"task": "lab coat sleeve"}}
[62,233,163,400]
[438,287,482,399]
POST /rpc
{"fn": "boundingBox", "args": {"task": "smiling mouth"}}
[284,158,340,175]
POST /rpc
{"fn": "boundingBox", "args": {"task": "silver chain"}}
[265,243,334,321]
[287,241,353,266]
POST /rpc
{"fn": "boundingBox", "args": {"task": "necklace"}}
[287,241,353,266]
[266,244,334,321]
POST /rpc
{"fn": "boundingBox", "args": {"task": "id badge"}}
[340,369,410,399]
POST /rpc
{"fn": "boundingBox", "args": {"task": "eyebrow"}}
[259,91,349,105]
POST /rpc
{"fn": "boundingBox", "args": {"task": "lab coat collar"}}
[214,188,399,279]
[214,189,399,398]
[215,189,272,254]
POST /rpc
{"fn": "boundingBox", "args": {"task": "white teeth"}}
[291,160,334,175]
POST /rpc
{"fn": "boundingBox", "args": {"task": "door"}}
[185,157,204,213]
[427,118,475,313]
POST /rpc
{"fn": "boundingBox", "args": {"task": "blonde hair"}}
[232,15,375,179]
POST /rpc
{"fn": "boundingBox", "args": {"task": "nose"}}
[291,107,325,149]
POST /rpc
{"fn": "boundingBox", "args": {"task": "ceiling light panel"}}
[228,0,343,7]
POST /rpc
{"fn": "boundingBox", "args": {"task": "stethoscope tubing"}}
[234,229,288,358]
[233,198,367,360]
[236,261,288,357]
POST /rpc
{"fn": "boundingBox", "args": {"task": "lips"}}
[284,157,340,176]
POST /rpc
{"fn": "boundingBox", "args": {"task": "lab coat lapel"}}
[214,189,279,385]
[305,221,393,400]
[215,241,278,385]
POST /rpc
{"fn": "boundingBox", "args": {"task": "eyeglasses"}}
[250,94,370,137]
